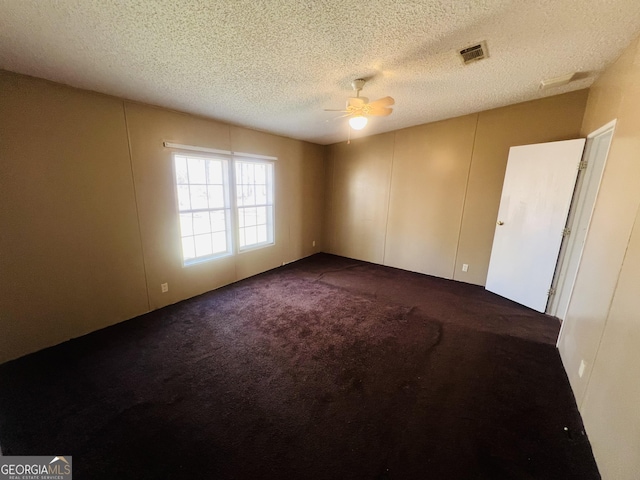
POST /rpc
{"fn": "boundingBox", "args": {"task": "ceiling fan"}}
[325,79,394,137]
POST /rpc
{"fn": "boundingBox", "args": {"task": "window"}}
[172,150,275,265]
[235,160,274,250]
[174,154,232,264]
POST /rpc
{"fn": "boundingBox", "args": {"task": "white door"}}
[485,139,586,312]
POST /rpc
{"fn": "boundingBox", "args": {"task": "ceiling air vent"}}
[459,41,489,65]
[539,72,577,90]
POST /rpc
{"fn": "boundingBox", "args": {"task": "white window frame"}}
[233,157,275,252]
[168,144,276,266]
[172,152,233,265]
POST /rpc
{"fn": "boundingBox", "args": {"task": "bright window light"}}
[235,160,274,250]
[173,152,276,265]
[174,154,232,264]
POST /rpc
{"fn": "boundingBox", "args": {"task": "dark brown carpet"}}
[0,253,599,479]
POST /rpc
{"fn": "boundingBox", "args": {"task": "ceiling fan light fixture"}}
[349,115,368,130]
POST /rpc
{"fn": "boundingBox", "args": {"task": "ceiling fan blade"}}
[348,97,368,108]
[324,108,348,112]
[367,106,393,117]
[367,96,395,108]
[325,113,354,123]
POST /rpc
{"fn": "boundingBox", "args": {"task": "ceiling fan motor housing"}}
[351,78,366,91]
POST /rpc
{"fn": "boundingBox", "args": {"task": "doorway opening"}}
[549,120,616,321]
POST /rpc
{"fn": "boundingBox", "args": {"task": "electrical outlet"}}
[312,240,316,247]
[462,264,469,272]
[578,360,586,378]
[161,283,168,293]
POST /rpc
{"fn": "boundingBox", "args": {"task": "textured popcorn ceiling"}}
[1,1,640,145]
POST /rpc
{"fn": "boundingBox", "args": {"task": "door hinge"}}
[547,287,556,296]
[562,227,571,237]
[578,160,588,170]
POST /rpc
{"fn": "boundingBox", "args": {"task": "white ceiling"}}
[1,1,640,145]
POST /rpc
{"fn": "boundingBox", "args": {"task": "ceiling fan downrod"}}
[351,78,366,97]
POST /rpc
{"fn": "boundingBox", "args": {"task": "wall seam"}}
[330,146,337,253]
[381,132,398,265]
[122,102,152,311]
[452,113,481,280]
[320,144,328,253]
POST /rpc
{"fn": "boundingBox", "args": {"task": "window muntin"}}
[174,154,232,264]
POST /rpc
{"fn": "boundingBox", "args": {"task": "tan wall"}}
[0,72,149,363]
[325,91,588,283]
[385,115,477,277]
[125,103,325,309]
[456,93,589,284]
[0,72,324,363]
[557,35,640,479]
[325,133,396,263]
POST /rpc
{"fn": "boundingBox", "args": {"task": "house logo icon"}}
[0,455,72,479]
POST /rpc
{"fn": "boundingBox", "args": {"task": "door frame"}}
[549,119,616,321]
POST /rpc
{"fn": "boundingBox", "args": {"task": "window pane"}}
[190,185,208,210]
[188,157,207,184]
[237,185,249,206]
[182,236,196,260]
[244,162,254,184]
[179,213,193,236]
[235,184,242,207]
[207,185,225,209]
[257,225,267,243]
[254,163,265,184]
[177,185,191,211]
[193,212,211,235]
[175,156,189,184]
[237,162,253,184]
[244,226,257,246]
[210,210,226,232]
[255,185,267,205]
[266,164,274,203]
[194,233,213,257]
[256,206,266,225]
[207,160,223,185]
[243,185,255,206]
[212,231,227,253]
[239,228,246,247]
[244,207,257,226]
